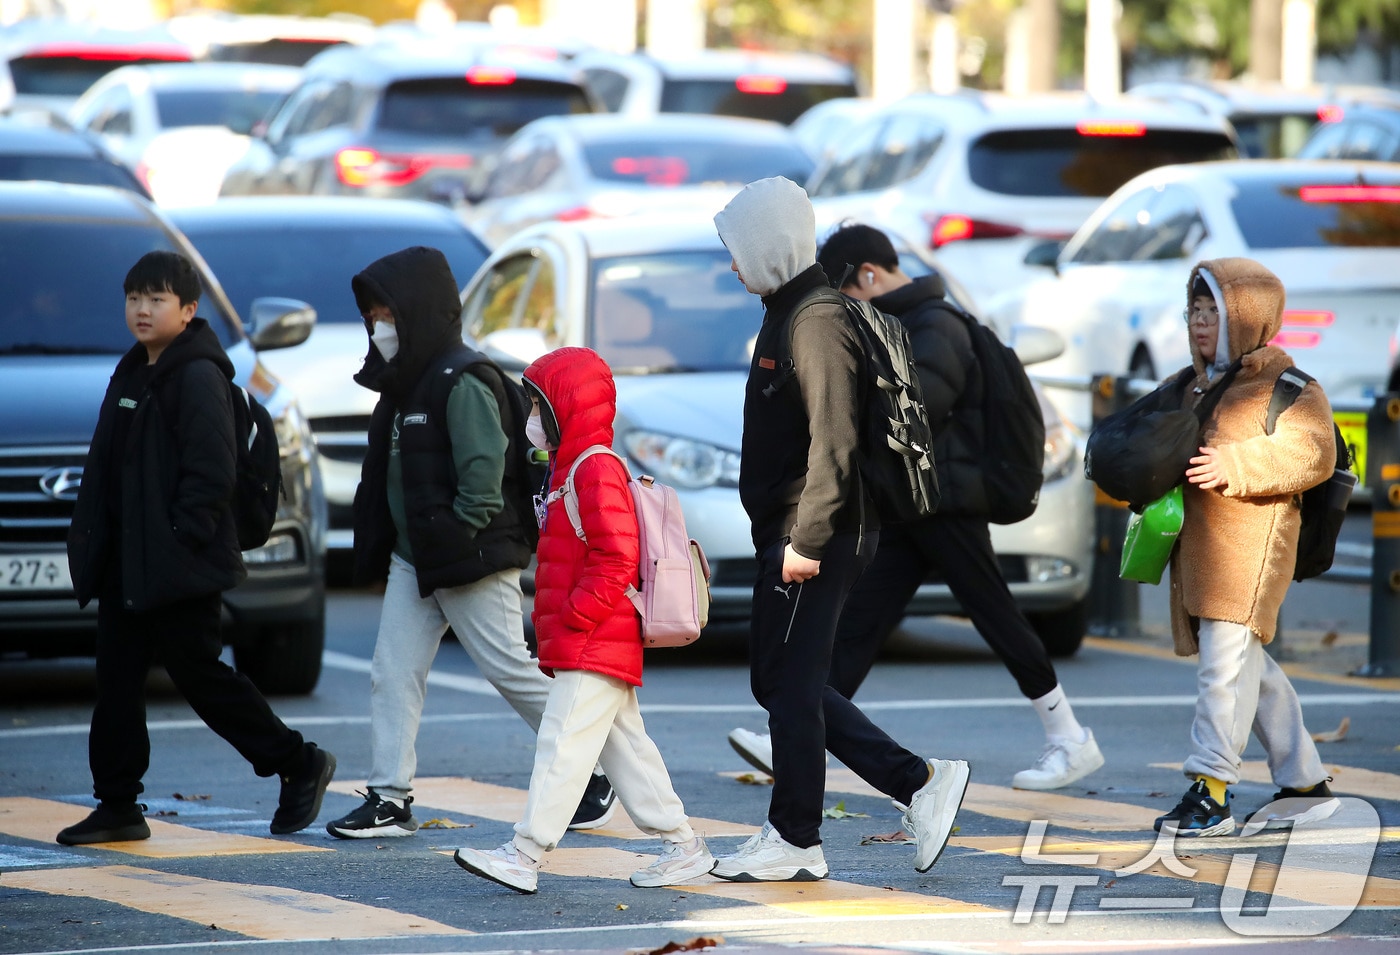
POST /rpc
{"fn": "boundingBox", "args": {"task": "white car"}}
[997,160,1400,482]
[807,93,1238,314]
[69,62,300,207]
[459,216,1093,654]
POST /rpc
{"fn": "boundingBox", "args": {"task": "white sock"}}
[379,793,407,809]
[1031,685,1087,744]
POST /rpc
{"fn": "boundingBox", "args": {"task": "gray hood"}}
[713,177,815,296]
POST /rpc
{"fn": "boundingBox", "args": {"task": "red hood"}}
[523,347,616,485]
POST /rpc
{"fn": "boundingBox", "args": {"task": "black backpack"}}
[766,288,940,524]
[1264,368,1356,581]
[229,384,282,551]
[941,304,1046,524]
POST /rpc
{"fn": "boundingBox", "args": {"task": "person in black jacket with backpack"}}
[60,251,335,846]
[326,246,613,839]
[711,178,969,883]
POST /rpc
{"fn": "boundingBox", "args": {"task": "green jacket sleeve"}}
[446,372,507,531]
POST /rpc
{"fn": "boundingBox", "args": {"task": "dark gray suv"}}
[0,181,328,695]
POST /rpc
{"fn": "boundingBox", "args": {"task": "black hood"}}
[351,246,463,405]
[871,274,947,315]
[114,317,234,385]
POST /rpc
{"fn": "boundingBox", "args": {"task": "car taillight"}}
[1076,120,1146,137]
[29,43,189,61]
[1270,330,1322,349]
[1299,185,1400,203]
[610,156,688,185]
[554,205,596,222]
[466,66,516,85]
[925,213,1025,248]
[735,75,787,95]
[334,147,471,187]
[1281,310,1335,327]
[1317,105,1345,123]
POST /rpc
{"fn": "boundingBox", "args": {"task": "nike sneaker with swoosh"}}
[326,788,418,839]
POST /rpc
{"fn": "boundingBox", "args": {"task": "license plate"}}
[1335,411,1367,487]
[0,554,74,593]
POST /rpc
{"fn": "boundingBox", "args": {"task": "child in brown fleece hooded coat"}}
[1155,257,1341,837]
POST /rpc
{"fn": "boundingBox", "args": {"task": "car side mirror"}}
[1024,238,1065,273]
[479,328,550,372]
[1009,324,1065,367]
[247,297,315,350]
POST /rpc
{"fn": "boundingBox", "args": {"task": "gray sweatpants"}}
[1182,618,1326,790]
[367,555,550,800]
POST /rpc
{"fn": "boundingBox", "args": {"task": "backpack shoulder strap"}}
[546,445,628,542]
[1265,367,1314,435]
[426,344,491,430]
[762,286,848,399]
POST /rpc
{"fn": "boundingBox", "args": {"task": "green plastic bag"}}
[1120,485,1184,585]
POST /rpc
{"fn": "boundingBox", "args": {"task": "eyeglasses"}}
[1183,307,1219,328]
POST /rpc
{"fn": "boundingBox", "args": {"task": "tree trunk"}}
[1250,0,1284,82]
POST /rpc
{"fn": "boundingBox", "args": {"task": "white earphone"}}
[866,270,875,285]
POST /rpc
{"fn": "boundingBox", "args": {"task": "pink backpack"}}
[549,445,711,647]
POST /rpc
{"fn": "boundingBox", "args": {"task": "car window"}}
[968,128,1236,198]
[1229,112,1318,159]
[521,141,564,192]
[580,137,813,186]
[589,250,761,373]
[0,219,237,354]
[302,81,356,134]
[179,222,489,326]
[1229,179,1400,249]
[464,252,560,345]
[6,52,186,97]
[807,116,888,197]
[583,68,629,112]
[155,88,288,132]
[658,79,858,125]
[264,80,330,146]
[859,111,942,191]
[1068,187,1159,264]
[1341,120,1400,161]
[0,154,147,195]
[376,78,592,140]
[483,137,539,199]
[91,85,134,136]
[1134,184,1208,261]
[1297,120,1350,159]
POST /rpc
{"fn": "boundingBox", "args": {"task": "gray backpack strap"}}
[1266,368,1314,435]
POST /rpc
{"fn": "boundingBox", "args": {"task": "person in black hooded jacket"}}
[327,246,613,839]
[59,251,336,847]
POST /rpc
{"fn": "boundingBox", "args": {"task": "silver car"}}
[459,216,1093,655]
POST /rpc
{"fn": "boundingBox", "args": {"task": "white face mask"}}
[525,412,553,451]
[371,320,399,360]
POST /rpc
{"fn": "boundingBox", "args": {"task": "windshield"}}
[0,218,237,354]
[581,137,812,186]
[589,251,760,373]
[1231,179,1400,249]
[659,79,857,125]
[377,78,592,140]
[179,223,489,325]
[155,88,286,131]
[8,53,187,97]
[1230,113,1318,159]
[0,154,146,194]
[968,128,1236,197]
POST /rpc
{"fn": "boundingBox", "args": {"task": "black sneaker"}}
[567,773,617,831]
[327,789,418,839]
[56,802,150,846]
[1154,779,1235,837]
[270,743,336,835]
[1244,778,1341,833]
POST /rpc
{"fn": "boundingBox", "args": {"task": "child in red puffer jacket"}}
[452,346,713,894]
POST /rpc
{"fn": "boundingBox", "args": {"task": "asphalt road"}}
[2,515,1398,955]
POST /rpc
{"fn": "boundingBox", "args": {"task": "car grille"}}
[709,558,759,588]
[310,415,369,464]
[0,446,88,546]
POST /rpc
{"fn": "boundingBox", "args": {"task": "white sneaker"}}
[903,758,970,872]
[1012,730,1105,791]
[728,728,774,775]
[454,842,539,894]
[1240,781,1342,835]
[712,822,827,882]
[630,836,716,887]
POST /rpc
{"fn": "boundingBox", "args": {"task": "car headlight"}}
[621,430,741,489]
[1042,418,1075,482]
[273,398,308,459]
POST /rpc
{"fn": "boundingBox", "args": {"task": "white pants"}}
[513,668,693,859]
[1182,618,1326,789]
[367,555,551,800]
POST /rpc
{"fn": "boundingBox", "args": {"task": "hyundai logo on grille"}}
[39,467,82,501]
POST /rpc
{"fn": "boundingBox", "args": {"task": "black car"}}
[0,110,150,197]
[218,43,598,204]
[1297,103,1400,163]
[0,181,328,695]
[170,196,492,572]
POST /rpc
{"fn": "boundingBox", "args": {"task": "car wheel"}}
[1027,599,1088,658]
[234,613,325,696]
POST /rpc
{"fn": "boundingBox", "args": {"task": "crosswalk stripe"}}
[1149,760,1400,804]
[0,797,329,858]
[2,864,469,939]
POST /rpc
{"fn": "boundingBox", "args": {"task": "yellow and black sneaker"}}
[1154,779,1235,837]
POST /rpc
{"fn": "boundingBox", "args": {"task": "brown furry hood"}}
[1188,258,1286,374]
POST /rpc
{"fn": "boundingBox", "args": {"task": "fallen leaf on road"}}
[734,773,773,785]
[627,935,725,955]
[861,829,912,844]
[420,818,471,829]
[172,793,211,801]
[1311,716,1350,743]
[822,800,869,819]
[155,810,178,817]
[1321,630,1339,646]
[616,903,629,911]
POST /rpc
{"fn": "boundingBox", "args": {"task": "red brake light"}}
[610,156,688,185]
[1270,330,1322,349]
[1076,120,1146,137]
[735,75,787,95]
[1317,105,1345,123]
[1281,310,1335,327]
[554,205,596,222]
[334,148,471,188]
[466,67,516,86]
[926,214,1024,249]
[28,43,190,62]
[1299,185,1400,203]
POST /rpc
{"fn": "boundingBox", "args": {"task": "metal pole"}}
[1358,394,1400,677]
[1086,374,1140,638]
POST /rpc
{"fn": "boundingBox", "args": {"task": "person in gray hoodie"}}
[709,177,970,882]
